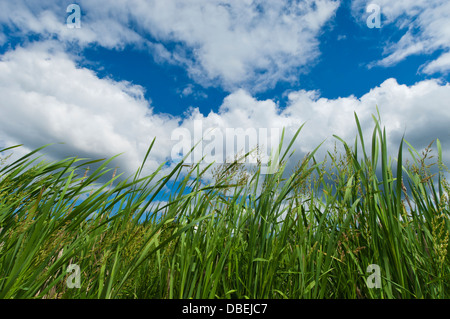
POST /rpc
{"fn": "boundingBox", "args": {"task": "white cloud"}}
[0,0,143,49]
[1,41,450,183]
[181,85,194,97]
[178,84,206,99]
[352,0,450,74]
[422,52,450,75]
[0,41,180,177]
[0,0,340,92]
[168,78,450,179]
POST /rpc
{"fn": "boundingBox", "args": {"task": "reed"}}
[0,112,448,299]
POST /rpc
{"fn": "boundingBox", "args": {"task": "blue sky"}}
[0,0,450,180]
[68,1,449,113]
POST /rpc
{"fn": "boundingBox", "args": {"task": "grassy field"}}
[0,113,449,299]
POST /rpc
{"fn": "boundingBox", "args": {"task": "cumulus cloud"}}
[1,41,450,183]
[352,0,450,74]
[0,0,340,92]
[0,41,180,177]
[183,78,450,176]
[125,0,340,91]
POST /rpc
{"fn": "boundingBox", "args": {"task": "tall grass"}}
[0,113,449,299]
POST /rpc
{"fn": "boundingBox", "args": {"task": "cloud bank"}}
[0,0,341,92]
[1,42,449,180]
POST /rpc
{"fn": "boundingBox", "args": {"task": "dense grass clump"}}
[0,113,449,299]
